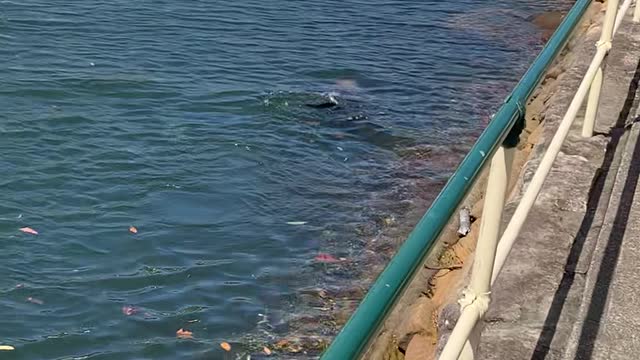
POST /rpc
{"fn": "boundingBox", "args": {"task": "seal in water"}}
[305,93,339,109]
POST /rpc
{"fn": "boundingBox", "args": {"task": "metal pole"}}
[582,66,604,137]
[439,146,513,360]
[582,0,619,137]
[601,0,621,42]
[615,0,634,32]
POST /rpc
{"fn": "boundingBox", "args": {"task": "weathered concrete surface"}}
[588,121,640,360]
[563,120,640,360]
[478,9,640,360]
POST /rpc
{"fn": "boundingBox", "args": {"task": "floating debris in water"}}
[274,339,303,353]
[121,305,137,316]
[26,297,43,305]
[263,346,272,355]
[257,313,268,325]
[337,146,344,151]
[286,221,307,226]
[0,346,14,351]
[19,227,38,235]
[176,328,193,339]
[129,226,138,234]
[314,253,339,263]
[220,341,231,351]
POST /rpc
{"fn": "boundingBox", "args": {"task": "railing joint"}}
[459,288,491,314]
[596,39,612,51]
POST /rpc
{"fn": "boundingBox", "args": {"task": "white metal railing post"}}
[583,0,619,137]
[616,0,634,32]
[439,145,514,360]
[582,67,604,137]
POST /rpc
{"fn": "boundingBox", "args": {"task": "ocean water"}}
[0,0,571,358]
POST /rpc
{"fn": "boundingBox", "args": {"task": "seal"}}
[305,93,339,109]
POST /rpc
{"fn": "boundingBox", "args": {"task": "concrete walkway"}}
[564,111,640,360]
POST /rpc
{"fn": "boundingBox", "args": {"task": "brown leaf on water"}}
[220,342,231,351]
[176,328,193,339]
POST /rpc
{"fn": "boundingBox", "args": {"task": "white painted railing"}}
[439,0,636,358]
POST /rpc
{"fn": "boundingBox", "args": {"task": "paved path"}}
[564,101,640,360]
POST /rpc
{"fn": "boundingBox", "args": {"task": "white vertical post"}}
[614,0,634,33]
[582,0,619,137]
[582,66,603,137]
[439,145,513,360]
[635,0,640,22]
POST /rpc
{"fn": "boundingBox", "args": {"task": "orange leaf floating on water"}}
[176,328,193,339]
[19,227,38,235]
[314,253,339,263]
[263,346,272,355]
[129,226,138,234]
[220,342,231,352]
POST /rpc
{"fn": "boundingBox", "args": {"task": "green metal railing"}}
[320,1,593,358]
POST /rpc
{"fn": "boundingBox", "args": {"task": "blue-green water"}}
[1,1,569,358]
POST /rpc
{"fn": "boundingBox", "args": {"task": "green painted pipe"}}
[320,1,592,359]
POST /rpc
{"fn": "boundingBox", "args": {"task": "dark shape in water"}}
[305,93,339,109]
